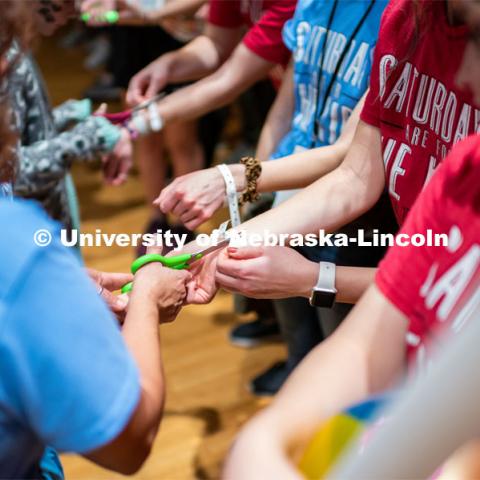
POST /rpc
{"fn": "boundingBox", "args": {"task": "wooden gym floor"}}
[37,32,285,479]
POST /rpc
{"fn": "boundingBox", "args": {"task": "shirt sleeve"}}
[282,17,296,52]
[208,0,243,28]
[360,1,396,128]
[242,1,295,66]
[2,236,140,454]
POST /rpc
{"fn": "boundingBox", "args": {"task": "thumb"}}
[146,245,164,256]
[101,289,129,312]
[227,246,264,260]
[95,102,108,115]
[145,76,163,99]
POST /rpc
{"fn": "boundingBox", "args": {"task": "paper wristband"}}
[216,164,241,227]
[148,103,163,132]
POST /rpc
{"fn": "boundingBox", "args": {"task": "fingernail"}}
[228,247,238,253]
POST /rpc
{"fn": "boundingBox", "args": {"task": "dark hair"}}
[0,1,34,183]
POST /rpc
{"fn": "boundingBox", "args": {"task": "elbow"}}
[116,440,154,475]
[111,424,160,475]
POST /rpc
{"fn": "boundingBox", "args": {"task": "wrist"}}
[229,164,247,192]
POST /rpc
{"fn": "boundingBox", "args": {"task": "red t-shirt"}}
[361,0,480,225]
[376,135,480,369]
[208,0,295,66]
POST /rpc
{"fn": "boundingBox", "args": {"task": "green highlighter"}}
[121,238,230,294]
[81,11,120,24]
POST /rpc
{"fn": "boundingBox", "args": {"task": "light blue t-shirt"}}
[272,0,387,159]
[0,200,140,478]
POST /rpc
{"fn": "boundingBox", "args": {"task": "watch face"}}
[310,289,336,308]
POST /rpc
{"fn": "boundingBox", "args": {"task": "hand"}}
[215,246,319,299]
[154,168,226,230]
[126,56,172,106]
[102,128,133,185]
[132,247,192,323]
[185,253,220,304]
[81,0,117,26]
[87,268,132,321]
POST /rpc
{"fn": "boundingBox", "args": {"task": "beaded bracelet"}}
[238,156,262,206]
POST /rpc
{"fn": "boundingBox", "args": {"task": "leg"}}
[163,119,204,178]
[136,132,166,220]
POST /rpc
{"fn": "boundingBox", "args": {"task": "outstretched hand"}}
[215,246,319,299]
[154,167,227,230]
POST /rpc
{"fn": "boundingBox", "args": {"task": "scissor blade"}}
[131,92,166,112]
[186,238,230,265]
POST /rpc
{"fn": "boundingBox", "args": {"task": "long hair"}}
[0,1,34,183]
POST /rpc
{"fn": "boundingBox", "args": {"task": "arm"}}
[51,99,92,132]
[239,120,385,237]
[255,62,295,162]
[223,285,407,480]
[255,94,365,190]
[184,121,386,305]
[14,117,122,196]
[126,24,242,105]
[85,0,206,25]
[132,43,277,125]
[215,246,376,304]
[85,260,191,474]
[155,95,365,230]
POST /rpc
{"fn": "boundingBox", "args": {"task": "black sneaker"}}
[229,318,281,348]
[168,224,196,254]
[249,361,291,397]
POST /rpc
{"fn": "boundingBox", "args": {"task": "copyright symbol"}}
[34,229,52,247]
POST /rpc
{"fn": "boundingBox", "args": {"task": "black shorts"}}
[107,25,188,91]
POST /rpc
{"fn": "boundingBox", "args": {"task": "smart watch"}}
[309,262,337,308]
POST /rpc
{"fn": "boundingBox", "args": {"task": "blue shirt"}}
[0,200,140,478]
[272,0,387,159]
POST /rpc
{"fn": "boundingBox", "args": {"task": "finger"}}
[145,77,161,99]
[216,256,247,278]
[95,102,107,115]
[112,157,132,185]
[158,187,181,214]
[146,244,164,255]
[227,246,264,260]
[104,156,120,184]
[215,271,245,293]
[126,77,146,106]
[171,200,190,219]
[101,272,134,290]
[101,289,129,313]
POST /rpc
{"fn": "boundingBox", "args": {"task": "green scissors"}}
[121,238,230,294]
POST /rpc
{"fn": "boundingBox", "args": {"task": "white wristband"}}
[148,103,163,132]
[216,164,241,227]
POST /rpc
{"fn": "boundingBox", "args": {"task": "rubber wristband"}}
[217,164,241,227]
[148,103,163,132]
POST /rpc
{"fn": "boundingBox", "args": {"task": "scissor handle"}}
[120,253,193,294]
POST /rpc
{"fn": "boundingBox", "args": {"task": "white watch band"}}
[315,261,336,292]
[216,164,241,227]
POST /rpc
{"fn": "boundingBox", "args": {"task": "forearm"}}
[255,63,295,162]
[258,140,348,192]
[15,118,118,196]
[121,289,165,442]
[234,122,385,237]
[163,35,225,84]
[150,0,206,20]
[157,44,273,124]
[246,286,406,454]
